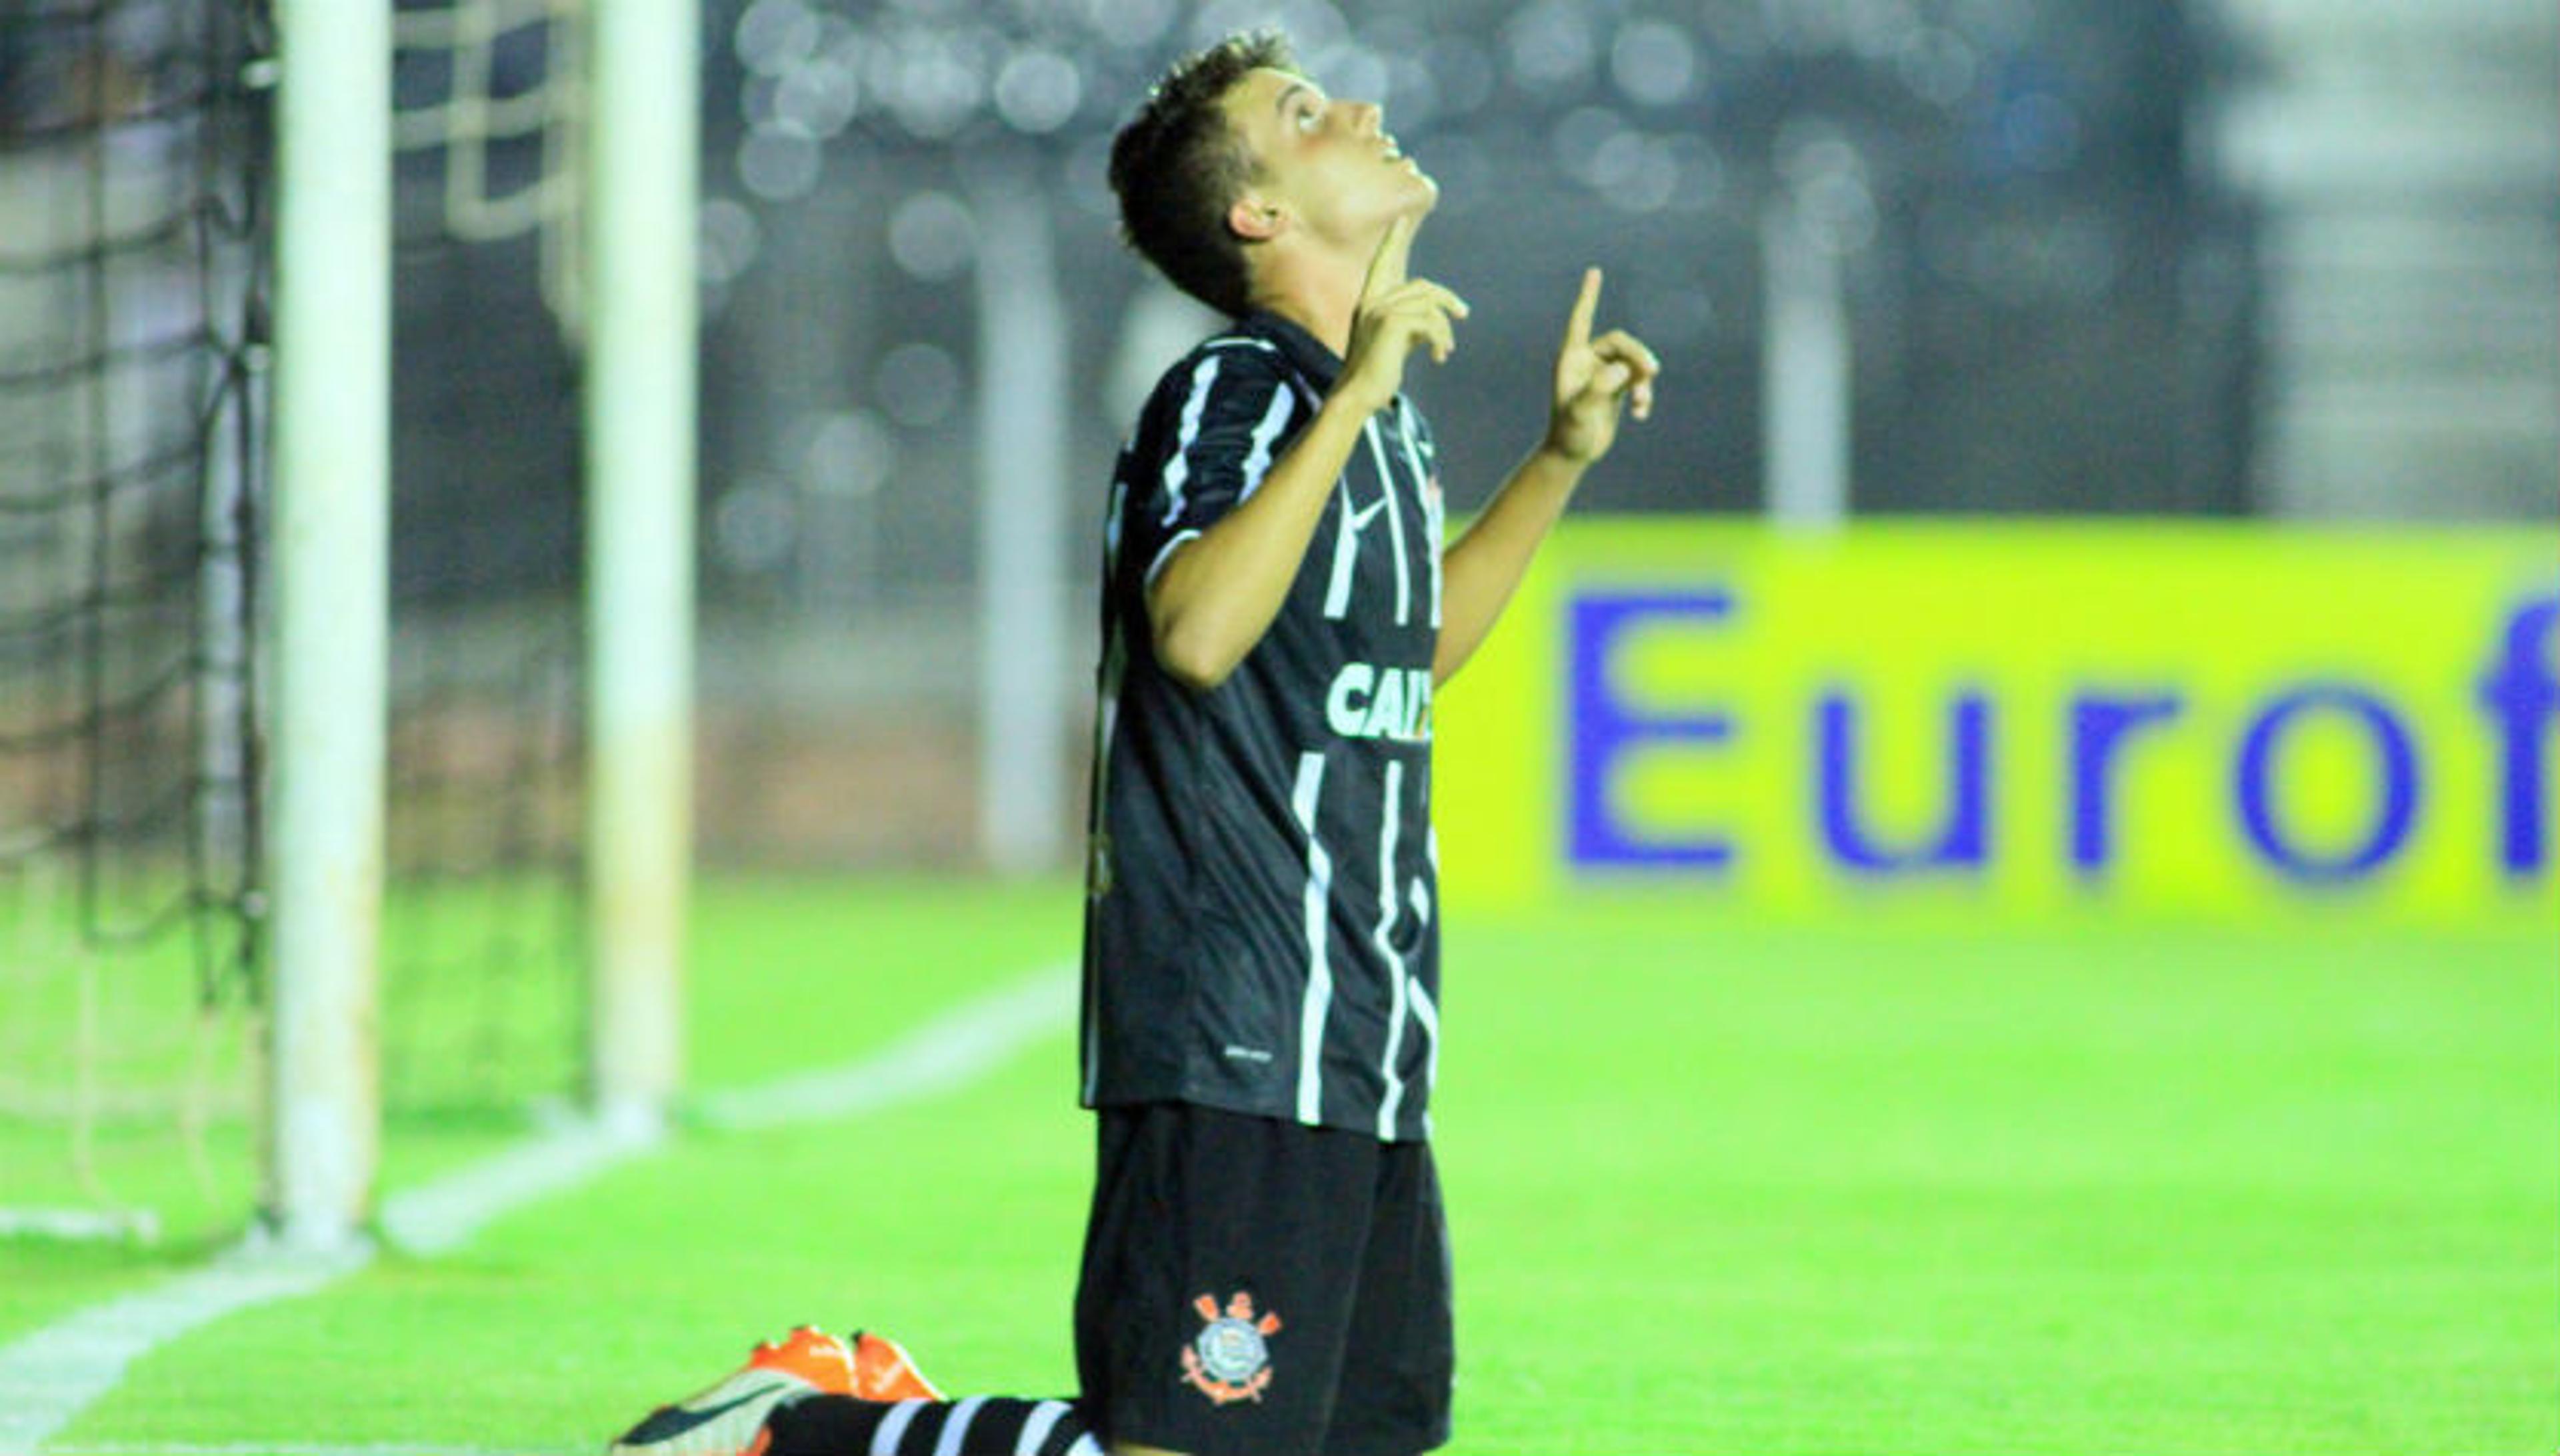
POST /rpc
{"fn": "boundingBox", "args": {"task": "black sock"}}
[763,1394,1100,1456]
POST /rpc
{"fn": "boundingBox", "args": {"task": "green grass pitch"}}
[6,877,2555,1454]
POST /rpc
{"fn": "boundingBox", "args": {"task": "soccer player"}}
[608,29,1656,1456]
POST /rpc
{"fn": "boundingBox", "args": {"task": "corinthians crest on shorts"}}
[1179,1291,1283,1405]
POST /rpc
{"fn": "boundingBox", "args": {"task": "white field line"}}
[0,961,1077,1456]
[375,1112,665,1258]
[694,965,1076,1130]
[0,1247,367,1456]
[56,1446,587,1456]
[0,1210,161,1245]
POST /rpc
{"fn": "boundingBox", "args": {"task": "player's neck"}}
[1247,249,1362,361]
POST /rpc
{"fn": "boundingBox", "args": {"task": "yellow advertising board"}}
[1432,522,2559,923]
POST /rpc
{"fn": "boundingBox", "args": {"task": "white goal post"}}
[583,0,699,1139]
[261,0,699,1250]
[265,0,393,1254]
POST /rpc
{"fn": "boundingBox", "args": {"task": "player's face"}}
[1223,67,1437,249]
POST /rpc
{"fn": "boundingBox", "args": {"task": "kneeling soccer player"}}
[607,27,1656,1456]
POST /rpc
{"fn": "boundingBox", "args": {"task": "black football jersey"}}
[1082,310,1445,1142]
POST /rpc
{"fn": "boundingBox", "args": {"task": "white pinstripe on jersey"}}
[1361,417,1413,626]
[1395,399,1443,630]
[1236,376,1299,503]
[1373,757,1411,1139]
[1158,354,1222,527]
[1291,749,1334,1125]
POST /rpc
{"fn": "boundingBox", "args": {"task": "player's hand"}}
[1336,213,1469,416]
[1543,268,1660,465]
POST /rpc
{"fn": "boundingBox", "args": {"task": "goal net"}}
[0,0,271,1242]
[379,0,587,1119]
[0,0,593,1243]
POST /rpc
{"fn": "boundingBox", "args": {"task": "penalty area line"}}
[0,959,1077,1455]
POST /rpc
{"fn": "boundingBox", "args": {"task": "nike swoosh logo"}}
[617,1382,787,1445]
[1346,497,1389,531]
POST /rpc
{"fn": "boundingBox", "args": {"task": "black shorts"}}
[1073,1102,1454,1456]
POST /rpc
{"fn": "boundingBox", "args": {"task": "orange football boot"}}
[609,1326,857,1456]
[851,1329,945,1402]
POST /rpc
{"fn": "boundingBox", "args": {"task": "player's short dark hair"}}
[1109,31,1299,319]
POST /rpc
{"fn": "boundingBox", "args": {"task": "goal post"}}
[582,0,699,1137]
[265,0,393,1253]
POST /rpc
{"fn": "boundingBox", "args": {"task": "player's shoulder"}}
[1145,325,1294,411]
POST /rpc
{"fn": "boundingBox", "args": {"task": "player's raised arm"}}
[1147,215,1468,691]
[1434,267,1662,687]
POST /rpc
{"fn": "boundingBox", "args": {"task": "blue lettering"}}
[1817,690,1991,873]
[2236,686,2419,882]
[1557,586,2537,897]
[2479,594,2559,876]
[2070,692,2186,873]
[1567,591,1736,867]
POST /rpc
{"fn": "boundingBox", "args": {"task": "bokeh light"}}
[875,341,964,428]
[887,191,978,281]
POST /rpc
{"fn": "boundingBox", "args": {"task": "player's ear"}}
[1229,193,1283,243]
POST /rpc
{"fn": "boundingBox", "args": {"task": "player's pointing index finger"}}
[1363,213,1413,299]
[1565,267,1602,352]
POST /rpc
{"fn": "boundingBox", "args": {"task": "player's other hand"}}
[1336,213,1469,417]
[1543,267,1661,465]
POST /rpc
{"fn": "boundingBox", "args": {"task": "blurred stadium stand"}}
[13,0,2550,880]
[622,0,2553,866]
[676,0,2236,864]
[2208,0,2557,520]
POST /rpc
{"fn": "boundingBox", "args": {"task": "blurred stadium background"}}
[0,0,2553,1446]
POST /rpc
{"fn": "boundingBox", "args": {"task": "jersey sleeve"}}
[1121,343,1307,590]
